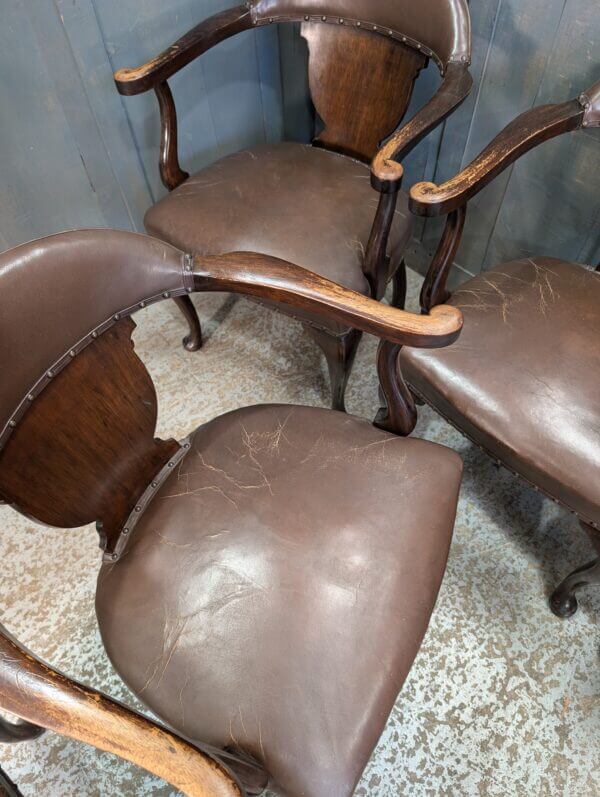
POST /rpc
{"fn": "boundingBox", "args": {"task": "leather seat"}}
[96,404,462,797]
[402,257,600,527]
[145,142,413,333]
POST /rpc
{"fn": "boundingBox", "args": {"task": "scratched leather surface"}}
[96,404,462,797]
[250,0,471,66]
[402,257,600,526]
[0,229,185,437]
[144,143,412,334]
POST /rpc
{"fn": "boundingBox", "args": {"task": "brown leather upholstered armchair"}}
[0,230,464,796]
[114,0,473,411]
[387,80,600,618]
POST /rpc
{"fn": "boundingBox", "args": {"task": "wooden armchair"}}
[386,79,599,617]
[0,229,463,796]
[114,0,473,411]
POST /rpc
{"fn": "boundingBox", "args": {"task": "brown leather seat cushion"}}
[402,257,600,527]
[96,404,462,797]
[144,142,413,334]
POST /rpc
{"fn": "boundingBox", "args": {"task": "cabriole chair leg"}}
[174,295,202,352]
[391,259,407,310]
[0,766,23,797]
[550,557,600,618]
[550,521,600,618]
[306,325,362,413]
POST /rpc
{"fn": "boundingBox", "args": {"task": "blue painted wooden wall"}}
[0,0,282,248]
[2,0,598,277]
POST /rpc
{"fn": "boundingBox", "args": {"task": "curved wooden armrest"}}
[193,252,463,348]
[0,624,243,797]
[371,63,473,192]
[409,97,585,217]
[114,5,253,95]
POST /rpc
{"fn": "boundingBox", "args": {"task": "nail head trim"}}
[103,437,191,562]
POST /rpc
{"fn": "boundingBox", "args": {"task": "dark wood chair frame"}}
[378,81,600,617]
[0,238,462,795]
[113,1,473,411]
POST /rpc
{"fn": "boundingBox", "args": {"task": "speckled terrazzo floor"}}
[1,267,599,796]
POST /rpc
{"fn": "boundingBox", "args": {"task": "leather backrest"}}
[250,0,471,70]
[0,229,188,450]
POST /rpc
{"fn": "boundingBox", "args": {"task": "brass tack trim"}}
[1,284,192,451]
[104,437,191,562]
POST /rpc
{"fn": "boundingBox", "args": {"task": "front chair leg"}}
[550,521,600,617]
[306,326,362,413]
[174,295,202,352]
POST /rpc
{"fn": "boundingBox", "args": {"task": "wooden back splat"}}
[302,23,427,161]
[0,319,179,555]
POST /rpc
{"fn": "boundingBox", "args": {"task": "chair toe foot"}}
[549,585,579,618]
[549,555,599,618]
[182,331,203,352]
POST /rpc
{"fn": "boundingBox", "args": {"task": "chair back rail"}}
[302,23,426,161]
[254,0,470,162]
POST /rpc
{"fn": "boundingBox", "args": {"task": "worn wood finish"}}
[114,5,253,95]
[410,99,585,217]
[301,22,426,162]
[374,341,417,436]
[193,252,463,348]
[0,319,180,556]
[155,81,189,191]
[306,326,362,412]
[0,626,242,797]
[420,206,467,312]
[371,62,473,191]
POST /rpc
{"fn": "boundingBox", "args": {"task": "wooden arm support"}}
[194,251,463,438]
[0,624,243,797]
[409,98,585,217]
[194,252,463,349]
[114,5,252,95]
[371,63,473,193]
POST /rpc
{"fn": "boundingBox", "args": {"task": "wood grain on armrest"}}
[114,5,252,95]
[0,625,243,797]
[371,63,473,192]
[409,98,584,217]
[193,252,463,348]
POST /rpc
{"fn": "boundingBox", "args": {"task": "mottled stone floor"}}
[1,268,598,796]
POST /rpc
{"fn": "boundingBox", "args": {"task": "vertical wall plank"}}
[0,1,126,246]
[0,0,285,250]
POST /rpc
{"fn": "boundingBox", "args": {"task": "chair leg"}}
[306,326,362,412]
[173,296,202,352]
[0,766,23,797]
[391,259,407,310]
[550,521,600,618]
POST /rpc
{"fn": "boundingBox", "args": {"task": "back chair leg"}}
[550,521,600,617]
[174,296,202,352]
[306,326,362,413]
[391,260,407,310]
